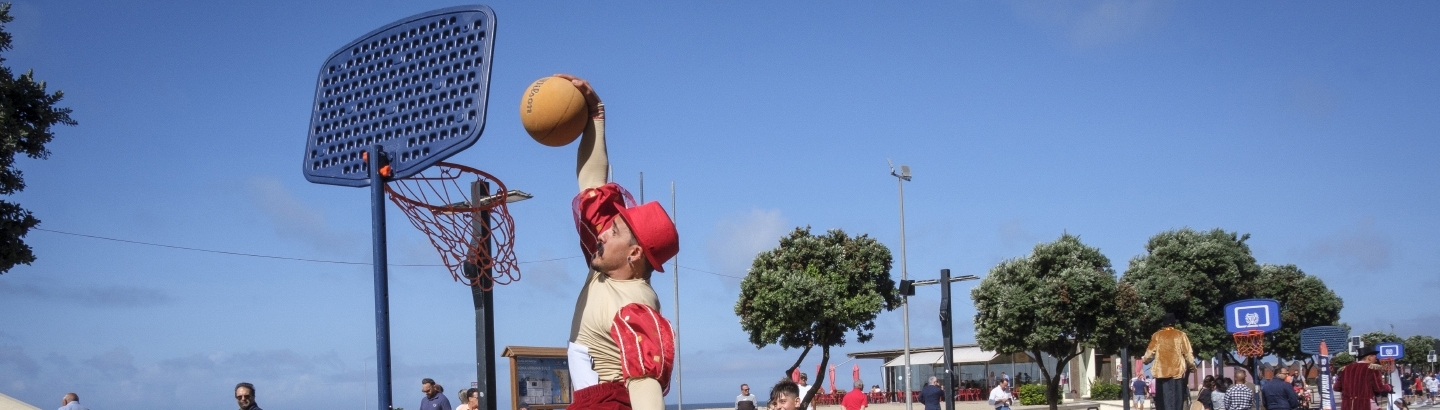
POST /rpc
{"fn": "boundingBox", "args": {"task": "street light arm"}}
[913,275,981,287]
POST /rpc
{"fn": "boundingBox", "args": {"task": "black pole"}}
[369,146,394,410]
[1122,348,1131,410]
[1249,358,1259,410]
[466,180,498,410]
[940,269,955,410]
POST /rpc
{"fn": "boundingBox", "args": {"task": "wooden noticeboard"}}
[502,346,572,410]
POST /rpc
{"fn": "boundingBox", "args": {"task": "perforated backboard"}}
[1375,342,1404,359]
[1300,326,1349,356]
[303,5,497,187]
[1224,298,1281,333]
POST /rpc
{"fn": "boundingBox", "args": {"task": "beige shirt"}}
[569,268,663,410]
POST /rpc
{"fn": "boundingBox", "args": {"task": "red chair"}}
[869,392,886,404]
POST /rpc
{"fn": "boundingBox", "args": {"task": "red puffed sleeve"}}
[610,303,675,394]
[572,183,636,257]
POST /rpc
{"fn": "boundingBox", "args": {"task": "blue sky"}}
[2,1,1438,409]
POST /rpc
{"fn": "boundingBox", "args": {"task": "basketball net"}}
[386,162,519,290]
[1233,330,1266,358]
[1379,358,1395,374]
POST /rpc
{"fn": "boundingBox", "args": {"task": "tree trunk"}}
[1033,349,1078,410]
[786,344,815,379]
[800,347,831,410]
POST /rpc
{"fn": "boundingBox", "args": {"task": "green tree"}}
[1244,264,1343,371]
[0,2,75,274]
[1359,331,1402,347]
[1331,352,1354,368]
[734,227,899,409]
[972,234,1135,410]
[1120,228,1261,364]
[1402,335,1437,367]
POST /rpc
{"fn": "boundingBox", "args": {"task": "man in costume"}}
[1142,313,1196,410]
[1335,347,1393,410]
[557,74,680,410]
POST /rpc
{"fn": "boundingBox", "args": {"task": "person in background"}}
[1334,347,1392,410]
[1424,372,1438,405]
[455,388,474,410]
[797,373,814,410]
[919,376,943,410]
[420,378,454,410]
[770,379,801,410]
[1293,380,1311,409]
[1226,373,1255,410]
[842,381,869,410]
[1261,367,1300,410]
[1198,376,1216,410]
[1132,376,1149,410]
[736,383,758,410]
[1211,377,1230,410]
[989,379,1013,410]
[235,383,261,410]
[59,393,89,410]
[465,389,479,410]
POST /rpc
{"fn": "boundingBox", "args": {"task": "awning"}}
[883,347,998,367]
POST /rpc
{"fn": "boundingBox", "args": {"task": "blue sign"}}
[1318,355,1335,410]
[1226,296,1284,332]
[1376,342,1404,359]
[1223,298,1281,333]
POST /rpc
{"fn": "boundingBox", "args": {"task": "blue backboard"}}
[303,5,497,187]
[1300,326,1349,356]
[1224,298,1281,333]
[1376,342,1404,359]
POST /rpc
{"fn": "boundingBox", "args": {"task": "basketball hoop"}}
[1234,330,1266,358]
[386,162,519,290]
[1379,358,1395,374]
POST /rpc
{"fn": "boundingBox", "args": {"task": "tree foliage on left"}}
[0,3,76,274]
[971,234,1137,410]
[735,226,898,409]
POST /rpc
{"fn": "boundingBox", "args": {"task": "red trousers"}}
[572,382,631,410]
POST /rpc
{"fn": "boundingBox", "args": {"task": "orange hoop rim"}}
[383,161,519,290]
[385,162,508,211]
[1233,329,1266,358]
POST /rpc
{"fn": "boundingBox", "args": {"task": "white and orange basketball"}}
[519,76,588,147]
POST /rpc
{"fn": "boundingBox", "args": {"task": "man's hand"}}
[554,73,602,118]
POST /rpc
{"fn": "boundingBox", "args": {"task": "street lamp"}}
[911,272,981,410]
[461,185,531,410]
[887,159,913,410]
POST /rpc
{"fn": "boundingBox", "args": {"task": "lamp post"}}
[913,272,980,410]
[888,160,912,410]
[462,185,532,410]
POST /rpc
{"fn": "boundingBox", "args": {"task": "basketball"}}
[519,76,588,147]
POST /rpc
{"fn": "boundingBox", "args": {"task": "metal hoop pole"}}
[370,146,394,410]
[470,179,498,410]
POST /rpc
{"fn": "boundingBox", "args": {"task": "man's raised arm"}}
[555,74,608,191]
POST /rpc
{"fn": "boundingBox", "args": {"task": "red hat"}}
[616,201,678,272]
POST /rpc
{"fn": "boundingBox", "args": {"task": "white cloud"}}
[705,209,790,283]
[246,176,362,255]
[1303,218,1392,273]
[0,280,173,308]
[1011,0,1174,50]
